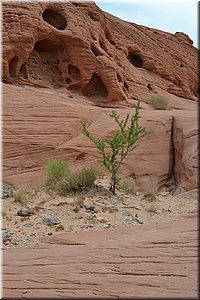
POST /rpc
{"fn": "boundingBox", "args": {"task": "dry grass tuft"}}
[148,95,169,110]
[141,192,157,202]
[13,186,36,205]
[147,204,158,214]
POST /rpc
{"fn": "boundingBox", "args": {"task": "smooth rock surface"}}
[3,210,198,298]
[3,83,198,194]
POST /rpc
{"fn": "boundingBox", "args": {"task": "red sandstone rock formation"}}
[2,1,198,104]
[2,1,198,194]
[3,84,198,194]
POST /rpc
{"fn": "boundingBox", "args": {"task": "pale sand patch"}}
[2,178,198,248]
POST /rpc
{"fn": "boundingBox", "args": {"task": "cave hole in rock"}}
[18,63,28,79]
[34,39,64,56]
[9,56,19,78]
[180,64,184,68]
[88,12,99,22]
[128,51,143,68]
[68,64,81,81]
[42,9,67,30]
[27,39,64,85]
[82,73,108,98]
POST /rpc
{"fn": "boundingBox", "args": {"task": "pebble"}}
[1,230,13,238]
[103,224,111,228]
[125,218,132,224]
[136,192,144,196]
[97,203,106,207]
[17,207,35,217]
[1,184,14,199]
[122,210,132,217]
[25,235,33,241]
[2,230,13,243]
[73,206,80,213]
[123,205,141,210]
[12,240,19,245]
[55,224,64,231]
[23,223,34,228]
[84,203,95,211]
[43,218,60,226]
[133,218,143,225]
[157,192,170,197]
[112,194,123,202]
[84,224,94,228]
[44,208,53,213]
[97,218,107,223]
[108,207,119,213]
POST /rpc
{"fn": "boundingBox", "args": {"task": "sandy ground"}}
[2,177,198,248]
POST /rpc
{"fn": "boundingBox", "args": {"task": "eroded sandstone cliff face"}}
[2,1,198,194]
[2,1,198,105]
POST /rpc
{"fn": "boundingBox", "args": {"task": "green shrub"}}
[117,177,134,194]
[56,168,97,196]
[47,164,98,196]
[46,159,71,187]
[81,100,148,194]
[148,95,169,110]
[74,167,97,191]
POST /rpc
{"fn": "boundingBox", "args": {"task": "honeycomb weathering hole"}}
[27,39,64,85]
[42,9,67,30]
[9,56,19,77]
[34,39,64,55]
[68,65,81,81]
[19,63,28,79]
[128,52,143,68]
[82,73,108,98]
